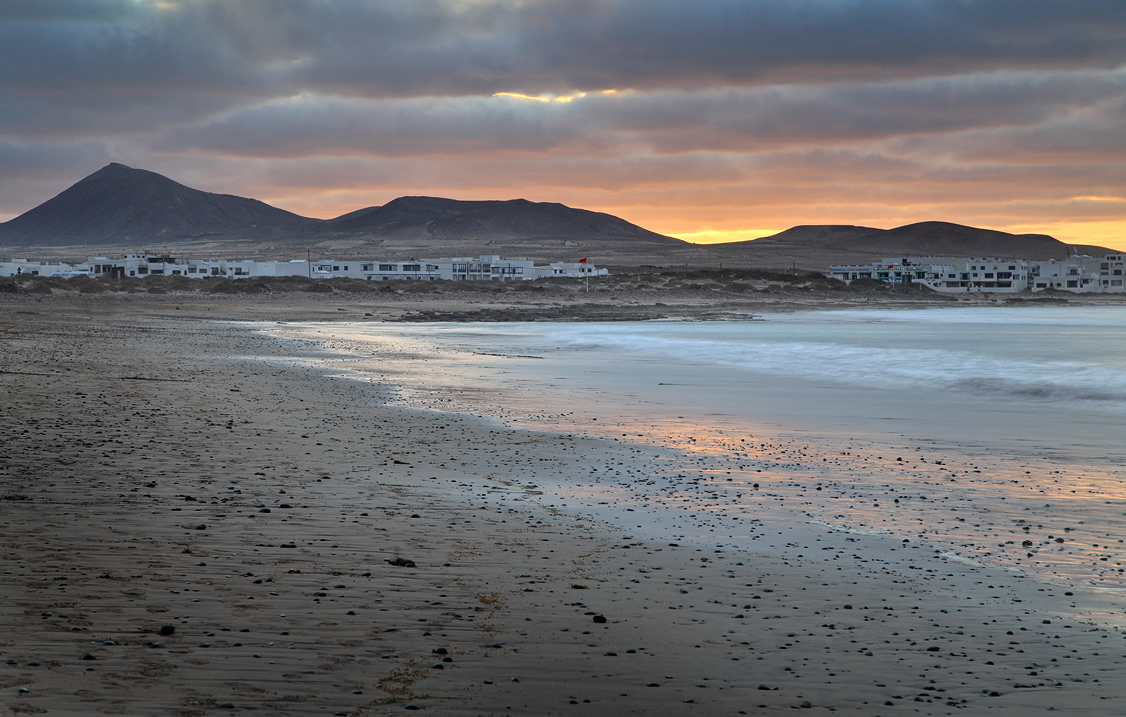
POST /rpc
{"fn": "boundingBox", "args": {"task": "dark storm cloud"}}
[156,69,1125,159]
[2,0,1124,103]
[2,0,1124,243]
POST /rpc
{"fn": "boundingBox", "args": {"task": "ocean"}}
[267,305,1126,611]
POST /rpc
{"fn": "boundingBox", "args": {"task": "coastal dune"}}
[1,295,1124,715]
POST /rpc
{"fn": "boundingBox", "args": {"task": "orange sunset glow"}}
[1,1,1123,249]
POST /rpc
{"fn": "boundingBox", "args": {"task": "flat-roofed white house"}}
[2,254,605,283]
[829,254,1124,294]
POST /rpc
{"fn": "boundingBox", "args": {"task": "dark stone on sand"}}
[279,503,293,509]
[592,615,607,623]
[387,557,417,568]
[411,513,421,518]
[26,661,40,667]
[433,648,448,654]
[800,701,813,708]
[79,653,96,660]
[194,524,207,530]
[404,705,420,711]
[431,663,444,669]
[259,508,271,513]
[927,646,940,652]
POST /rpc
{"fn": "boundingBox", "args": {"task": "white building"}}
[1,254,605,283]
[828,254,1125,294]
[535,261,609,278]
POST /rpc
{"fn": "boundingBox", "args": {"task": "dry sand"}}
[2,294,1125,716]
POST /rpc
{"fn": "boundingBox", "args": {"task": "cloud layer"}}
[2,0,1124,247]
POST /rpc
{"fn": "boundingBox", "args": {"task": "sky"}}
[1,0,1124,249]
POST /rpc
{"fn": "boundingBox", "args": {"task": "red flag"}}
[579,257,587,263]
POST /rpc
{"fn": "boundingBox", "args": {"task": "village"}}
[0,254,607,282]
[829,252,1126,293]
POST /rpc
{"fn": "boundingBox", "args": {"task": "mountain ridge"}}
[0,163,318,247]
[0,164,1113,268]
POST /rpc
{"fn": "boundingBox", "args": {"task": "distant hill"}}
[0,165,681,252]
[0,164,1111,269]
[0,163,318,247]
[326,196,680,244]
[705,221,1107,269]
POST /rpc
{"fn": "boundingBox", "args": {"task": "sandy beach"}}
[3,292,1125,716]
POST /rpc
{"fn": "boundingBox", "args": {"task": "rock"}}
[386,557,417,568]
[79,653,96,661]
[592,615,607,623]
[159,625,176,636]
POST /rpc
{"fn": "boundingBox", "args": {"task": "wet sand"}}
[2,294,1125,716]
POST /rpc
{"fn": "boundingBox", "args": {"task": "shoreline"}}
[2,295,1125,715]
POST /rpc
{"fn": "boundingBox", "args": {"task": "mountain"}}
[0,165,681,252]
[0,163,319,247]
[705,221,1097,269]
[1,164,1110,269]
[326,196,681,244]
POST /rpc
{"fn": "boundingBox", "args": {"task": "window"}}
[1112,280,1123,286]
[379,264,396,271]
[362,264,372,271]
[1067,280,1079,288]
[402,264,420,272]
[332,265,340,271]
[984,273,994,279]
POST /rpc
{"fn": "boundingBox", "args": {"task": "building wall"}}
[1,254,603,282]
[829,254,1124,293]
